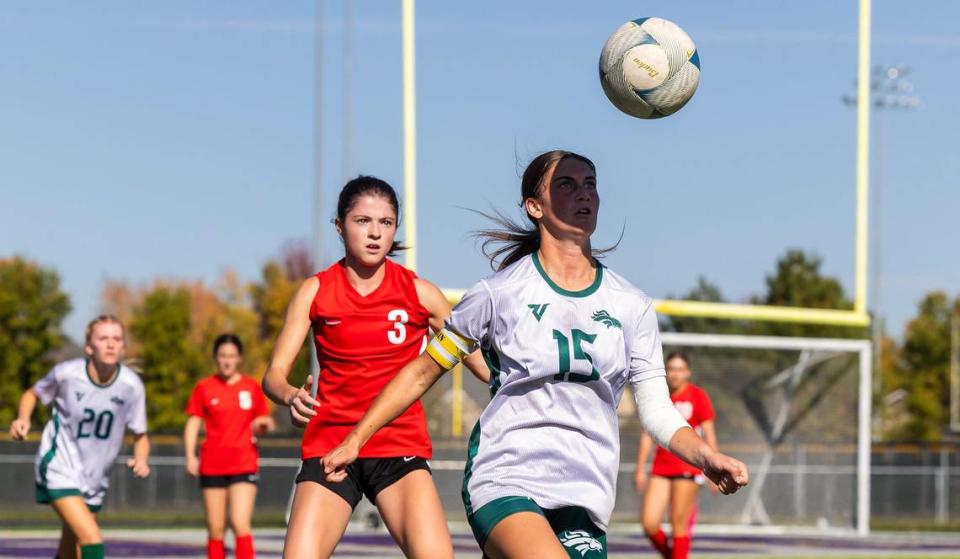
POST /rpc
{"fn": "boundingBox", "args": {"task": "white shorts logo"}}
[238,390,253,410]
[558,530,603,556]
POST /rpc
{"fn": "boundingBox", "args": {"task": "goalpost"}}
[647,332,873,536]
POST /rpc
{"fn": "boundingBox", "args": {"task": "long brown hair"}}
[475,150,608,271]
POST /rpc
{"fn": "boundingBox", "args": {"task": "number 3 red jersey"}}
[302,259,432,460]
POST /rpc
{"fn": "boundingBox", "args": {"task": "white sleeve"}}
[125,378,148,435]
[628,300,665,383]
[445,279,495,348]
[32,366,61,405]
[632,375,690,448]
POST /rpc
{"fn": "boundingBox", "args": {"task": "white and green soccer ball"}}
[599,17,701,119]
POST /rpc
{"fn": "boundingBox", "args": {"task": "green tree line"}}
[0,248,956,440]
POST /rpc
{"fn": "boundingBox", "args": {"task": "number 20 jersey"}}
[303,258,432,460]
[33,358,147,506]
[451,253,666,531]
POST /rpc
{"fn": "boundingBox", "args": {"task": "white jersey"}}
[33,358,147,508]
[450,254,665,531]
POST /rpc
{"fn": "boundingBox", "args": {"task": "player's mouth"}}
[575,208,593,215]
[366,243,381,251]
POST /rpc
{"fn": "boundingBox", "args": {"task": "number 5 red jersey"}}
[302,259,432,460]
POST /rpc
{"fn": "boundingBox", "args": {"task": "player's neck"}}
[217,372,241,385]
[671,382,690,396]
[87,359,119,386]
[536,238,596,292]
[342,255,387,296]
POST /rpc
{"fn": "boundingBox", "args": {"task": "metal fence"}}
[1,440,957,529]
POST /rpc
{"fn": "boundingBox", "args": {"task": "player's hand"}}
[321,439,360,483]
[9,418,30,441]
[252,416,274,436]
[701,451,748,495]
[128,457,151,479]
[287,375,320,428]
[634,470,648,494]
[185,456,200,477]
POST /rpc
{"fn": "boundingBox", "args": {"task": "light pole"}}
[843,65,921,437]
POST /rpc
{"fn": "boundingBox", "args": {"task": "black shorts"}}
[200,472,259,488]
[296,456,431,509]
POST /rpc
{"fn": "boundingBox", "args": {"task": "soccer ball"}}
[599,17,701,119]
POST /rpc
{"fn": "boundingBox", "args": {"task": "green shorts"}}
[467,496,607,558]
[35,485,103,513]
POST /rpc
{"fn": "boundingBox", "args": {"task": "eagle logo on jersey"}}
[591,310,622,330]
[110,396,125,406]
[528,304,549,322]
[558,530,603,556]
[75,391,85,402]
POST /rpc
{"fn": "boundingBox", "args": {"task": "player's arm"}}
[700,419,718,451]
[9,388,39,441]
[183,416,203,477]
[634,377,746,494]
[634,430,654,493]
[322,326,475,480]
[415,278,490,384]
[128,432,151,478]
[262,276,321,426]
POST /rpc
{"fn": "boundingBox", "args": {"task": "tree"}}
[129,286,205,432]
[251,261,312,391]
[751,249,863,339]
[883,292,959,441]
[661,275,742,334]
[0,257,72,425]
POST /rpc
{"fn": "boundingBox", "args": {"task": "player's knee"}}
[406,539,453,559]
[670,514,690,536]
[229,517,251,537]
[75,527,102,546]
[206,519,226,539]
[641,516,661,535]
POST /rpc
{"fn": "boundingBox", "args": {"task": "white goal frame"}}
[661,332,873,536]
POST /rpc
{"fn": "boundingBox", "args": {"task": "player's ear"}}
[334,218,344,237]
[524,197,543,220]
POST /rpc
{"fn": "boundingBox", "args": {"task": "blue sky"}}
[2,1,957,342]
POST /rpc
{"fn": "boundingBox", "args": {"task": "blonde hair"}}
[85,314,125,344]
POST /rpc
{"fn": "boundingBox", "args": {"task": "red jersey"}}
[302,259,432,459]
[186,374,270,476]
[651,383,715,477]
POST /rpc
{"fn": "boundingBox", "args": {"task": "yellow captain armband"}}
[426,328,474,370]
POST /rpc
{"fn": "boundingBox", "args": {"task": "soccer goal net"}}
[616,332,872,535]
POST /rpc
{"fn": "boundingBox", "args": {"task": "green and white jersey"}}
[33,358,147,508]
[451,253,666,531]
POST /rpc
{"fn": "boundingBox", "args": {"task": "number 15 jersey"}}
[449,253,667,532]
[303,259,432,460]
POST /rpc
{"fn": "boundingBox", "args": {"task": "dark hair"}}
[665,351,690,367]
[474,150,610,271]
[335,175,407,256]
[213,333,243,357]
